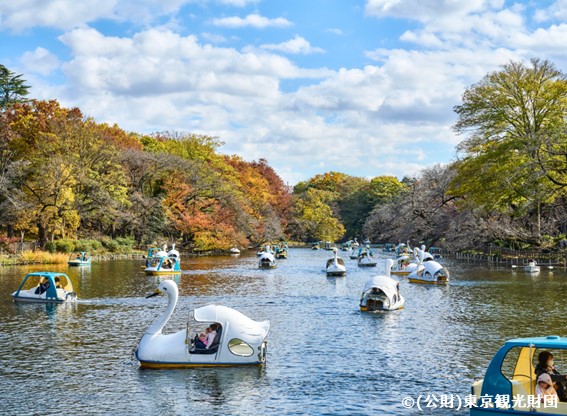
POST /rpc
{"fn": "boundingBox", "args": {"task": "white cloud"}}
[7,1,567,184]
[21,47,60,76]
[0,0,191,31]
[216,0,260,6]
[259,35,324,55]
[325,28,343,35]
[363,0,529,54]
[200,32,227,43]
[211,14,292,29]
[46,26,463,183]
[534,0,567,22]
[364,0,498,21]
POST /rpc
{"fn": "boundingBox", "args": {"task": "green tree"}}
[288,188,345,242]
[0,65,30,109]
[451,58,567,238]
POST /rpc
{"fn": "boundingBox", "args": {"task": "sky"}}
[1,0,567,185]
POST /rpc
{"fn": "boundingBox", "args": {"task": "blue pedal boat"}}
[12,272,77,303]
[68,251,91,266]
[471,335,567,414]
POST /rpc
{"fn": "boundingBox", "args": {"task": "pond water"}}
[0,248,565,415]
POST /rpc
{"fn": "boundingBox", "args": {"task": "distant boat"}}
[275,244,288,259]
[524,259,540,273]
[68,251,91,266]
[390,255,417,276]
[145,254,181,275]
[258,245,276,269]
[407,251,449,284]
[349,247,359,259]
[326,248,346,277]
[230,247,240,254]
[357,246,377,267]
[360,260,404,311]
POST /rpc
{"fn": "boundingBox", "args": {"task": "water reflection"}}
[326,275,347,296]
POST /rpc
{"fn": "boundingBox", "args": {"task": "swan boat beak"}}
[146,289,161,298]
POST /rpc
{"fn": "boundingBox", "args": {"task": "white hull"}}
[12,288,77,303]
[136,330,267,368]
[326,267,346,276]
[358,259,377,267]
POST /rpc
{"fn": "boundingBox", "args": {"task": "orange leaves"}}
[162,178,239,248]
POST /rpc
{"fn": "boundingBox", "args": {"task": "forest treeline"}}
[1,58,567,253]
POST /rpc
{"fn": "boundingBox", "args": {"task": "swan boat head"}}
[326,247,346,276]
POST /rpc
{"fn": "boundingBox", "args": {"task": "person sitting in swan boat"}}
[193,326,211,348]
[194,332,208,348]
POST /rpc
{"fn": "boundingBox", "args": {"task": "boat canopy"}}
[69,251,89,260]
[362,276,399,298]
[193,304,270,345]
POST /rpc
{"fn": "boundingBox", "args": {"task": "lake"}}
[0,248,565,415]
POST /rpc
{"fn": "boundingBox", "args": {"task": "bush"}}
[74,239,90,252]
[101,238,120,253]
[54,239,75,253]
[44,241,56,253]
[115,237,135,250]
[88,239,103,251]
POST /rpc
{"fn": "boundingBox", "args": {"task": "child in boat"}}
[535,350,567,401]
[536,373,558,403]
[193,328,211,349]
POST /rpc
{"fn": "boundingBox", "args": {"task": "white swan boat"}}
[360,260,404,311]
[524,260,540,273]
[407,258,449,284]
[135,280,270,368]
[144,254,181,275]
[390,254,418,276]
[229,247,241,254]
[12,272,77,303]
[326,248,346,277]
[357,246,377,267]
[258,245,276,269]
[167,243,180,260]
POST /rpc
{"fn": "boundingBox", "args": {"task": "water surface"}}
[0,249,565,415]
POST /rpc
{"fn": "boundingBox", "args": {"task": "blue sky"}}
[1,0,566,184]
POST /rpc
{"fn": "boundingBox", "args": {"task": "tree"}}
[0,65,30,109]
[451,58,567,239]
[288,188,345,242]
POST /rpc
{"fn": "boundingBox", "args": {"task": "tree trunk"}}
[37,221,47,247]
[7,223,14,238]
[536,202,541,239]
